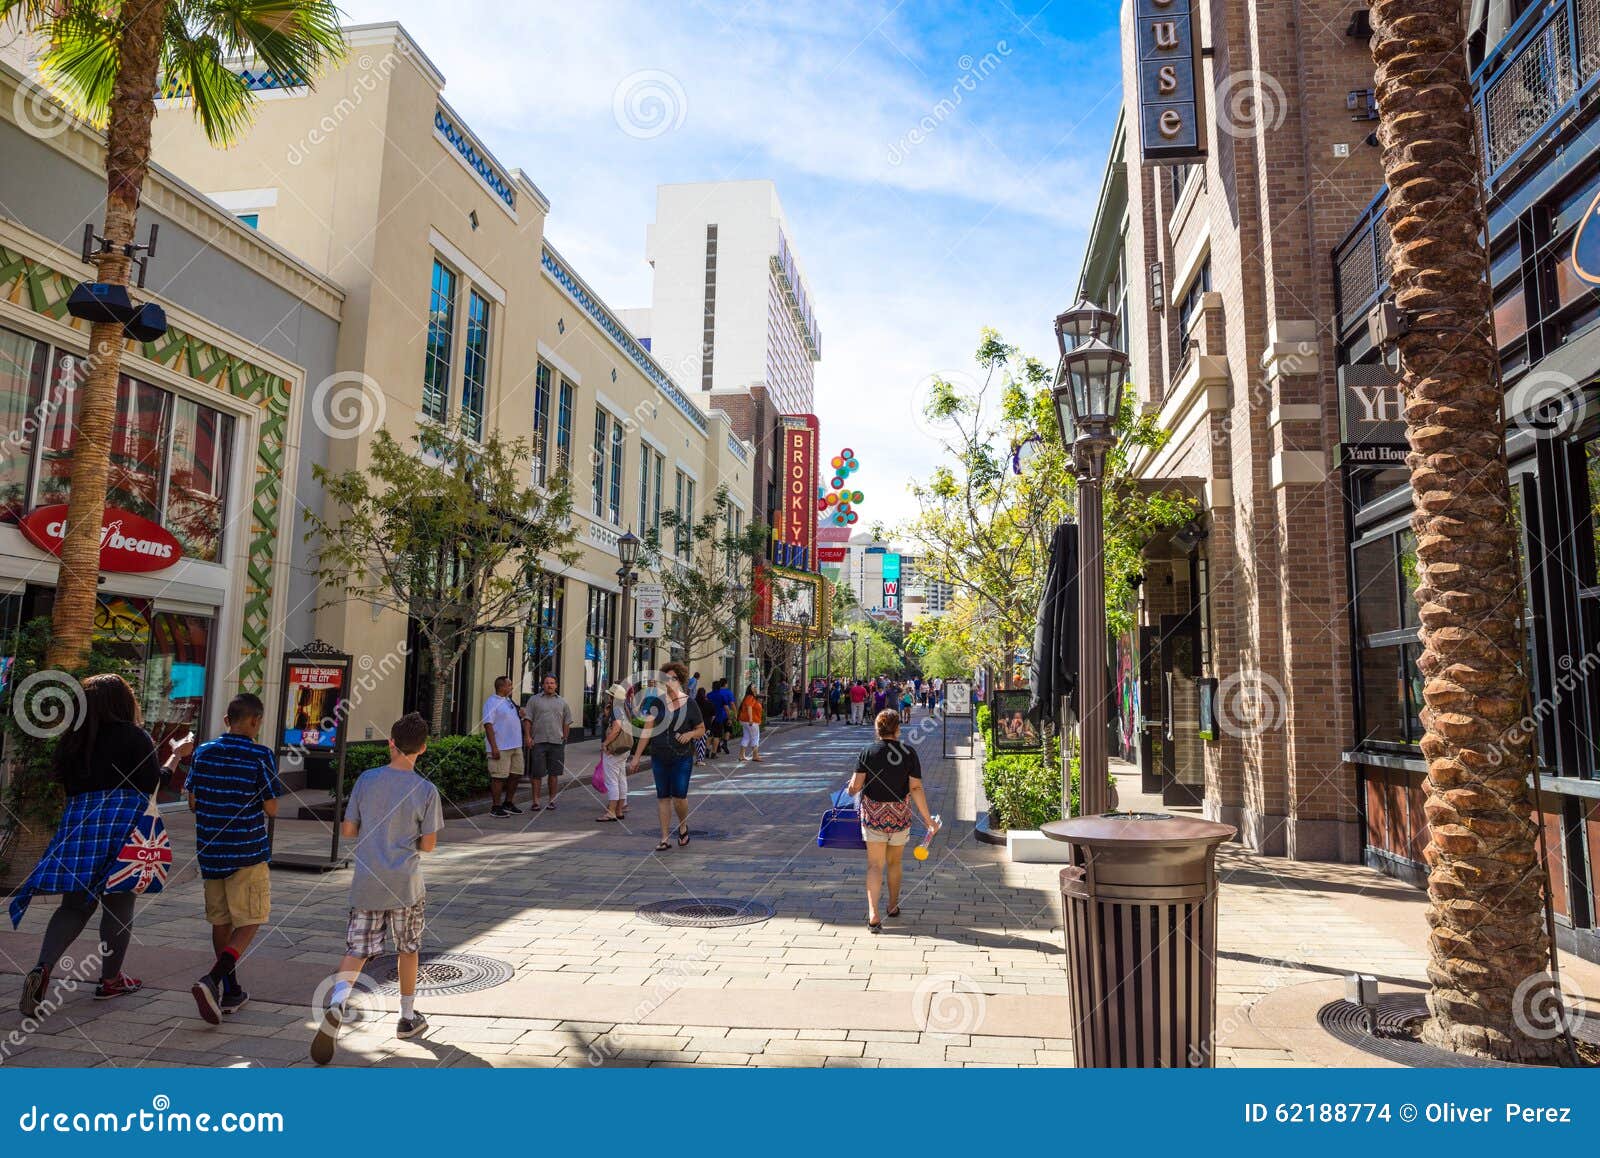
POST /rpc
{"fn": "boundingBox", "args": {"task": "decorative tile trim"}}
[0,244,290,693]
[434,106,516,209]
[160,66,307,101]
[540,245,709,436]
[727,434,749,465]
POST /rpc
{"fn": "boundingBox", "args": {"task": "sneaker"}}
[220,983,249,1015]
[191,974,222,1024]
[489,805,510,818]
[94,974,143,1001]
[503,801,523,814]
[310,1002,345,1065]
[396,1012,430,1040]
[19,966,48,1019]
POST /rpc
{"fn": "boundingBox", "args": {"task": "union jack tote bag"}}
[103,798,172,895]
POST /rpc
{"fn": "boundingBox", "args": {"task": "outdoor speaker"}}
[122,302,167,342]
[65,283,168,341]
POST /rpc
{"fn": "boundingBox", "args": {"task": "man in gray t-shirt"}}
[312,712,443,1064]
[522,674,573,810]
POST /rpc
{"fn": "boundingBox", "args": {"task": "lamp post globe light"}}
[1052,303,1130,819]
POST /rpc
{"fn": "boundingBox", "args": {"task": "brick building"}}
[1078,2,1388,860]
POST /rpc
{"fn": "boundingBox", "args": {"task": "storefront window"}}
[583,586,615,736]
[145,611,213,805]
[1352,466,1409,509]
[0,328,47,521]
[32,356,234,563]
[167,397,233,563]
[1353,538,1399,637]
[521,574,564,696]
[1398,530,1420,628]
[1358,646,1408,745]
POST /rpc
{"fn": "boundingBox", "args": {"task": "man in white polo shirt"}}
[482,676,526,818]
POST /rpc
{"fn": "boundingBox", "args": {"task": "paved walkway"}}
[0,716,1594,1068]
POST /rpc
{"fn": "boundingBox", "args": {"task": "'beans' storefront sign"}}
[18,504,184,573]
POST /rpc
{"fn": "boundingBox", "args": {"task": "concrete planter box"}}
[1006,828,1077,864]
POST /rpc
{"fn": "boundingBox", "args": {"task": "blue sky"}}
[340,0,1125,527]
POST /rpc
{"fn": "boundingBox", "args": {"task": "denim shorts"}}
[650,751,693,799]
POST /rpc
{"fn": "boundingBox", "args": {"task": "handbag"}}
[102,797,172,895]
[604,728,633,756]
[592,758,607,793]
[817,781,866,850]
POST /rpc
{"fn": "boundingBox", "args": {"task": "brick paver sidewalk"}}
[2,713,1594,1068]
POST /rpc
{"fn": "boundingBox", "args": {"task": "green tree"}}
[304,420,578,732]
[905,330,1193,674]
[642,484,766,668]
[5,0,346,669]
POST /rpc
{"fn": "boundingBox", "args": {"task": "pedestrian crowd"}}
[9,662,954,1064]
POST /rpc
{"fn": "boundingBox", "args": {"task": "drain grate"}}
[1317,993,1597,1068]
[635,897,773,927]
[367,951,515,997]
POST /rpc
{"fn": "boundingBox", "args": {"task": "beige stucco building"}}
[151,22,756,740]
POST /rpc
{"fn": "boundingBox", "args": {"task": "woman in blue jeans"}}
[629,662,706,852]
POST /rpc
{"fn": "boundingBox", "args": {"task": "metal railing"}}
[1474,0,1600,184]
[1332,192,1392,340]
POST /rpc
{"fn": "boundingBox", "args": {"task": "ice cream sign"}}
[18,505,184,574]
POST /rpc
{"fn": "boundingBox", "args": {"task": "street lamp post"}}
[798,610,813,725]
[614,530,641,691]
[1053,301,1127,819]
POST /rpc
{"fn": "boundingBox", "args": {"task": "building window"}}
[19,345,234,563]
[532,361,552,485]
[423,259,456,423]
[236,213,259,229]
[521,573,564,697]
[651,449,664,538]
[583,585,617,736]
[1351,526,1423,747]
[637,442,651,533]
[556,379,574,475]
[591,408,608,518]
[608,415,624,525]
[461,290,490,441]
[702,224,718,390]
[0,326,48,522]
[1176,260,1212,362]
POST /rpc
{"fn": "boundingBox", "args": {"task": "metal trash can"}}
[1042,813,1235,1068]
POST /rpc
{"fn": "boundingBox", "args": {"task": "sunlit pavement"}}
[2,717,1596,1067]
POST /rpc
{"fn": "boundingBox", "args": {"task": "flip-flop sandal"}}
[595,815,619,822]
[677,825,691,847]
[654,840,671,852]
[887,907,901,918]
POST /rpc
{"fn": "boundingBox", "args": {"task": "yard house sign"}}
[1137,0,1206,164]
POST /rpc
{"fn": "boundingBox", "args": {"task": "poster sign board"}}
[945,679,972,718]
[19,504,183,573]
[990,689,1041,752]
[1135,0,1206,163]
[282,662,346,752]
[1338,362,1408,466]
[776,414,819,571]
[633,582,666,640]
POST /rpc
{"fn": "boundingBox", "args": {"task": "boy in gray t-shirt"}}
[311,712,443,1065]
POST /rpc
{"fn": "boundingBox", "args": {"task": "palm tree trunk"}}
[1370,0,1562,1063]
[45,0,171,670]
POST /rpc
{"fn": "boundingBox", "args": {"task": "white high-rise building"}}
[642,180,821,415]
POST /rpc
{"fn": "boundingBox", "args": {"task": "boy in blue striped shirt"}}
[185,693,284,1023]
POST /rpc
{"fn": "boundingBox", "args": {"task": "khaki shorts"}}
[202,861,272,927]
[487,747,525,779]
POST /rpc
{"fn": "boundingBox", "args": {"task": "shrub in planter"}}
[975,702,993,740]
[344,734,489,801]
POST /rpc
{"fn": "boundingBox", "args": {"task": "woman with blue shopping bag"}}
[13,673,191,1017]
[847,709,937,933]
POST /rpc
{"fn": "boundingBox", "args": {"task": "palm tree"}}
[1369,0,1562,1062]
[1,0,344,669]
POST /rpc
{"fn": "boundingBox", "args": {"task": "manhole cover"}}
[366,951,515,996]
[635,897,773,927]
[1317,993,1598,1068]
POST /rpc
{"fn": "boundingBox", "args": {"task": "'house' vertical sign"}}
[1136,0,1206,163]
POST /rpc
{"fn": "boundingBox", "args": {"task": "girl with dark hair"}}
[13,673,191,1015]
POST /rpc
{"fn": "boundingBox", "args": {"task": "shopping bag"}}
[102,798,172,895]
[817,781,866,850]
[592,759,607,794]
